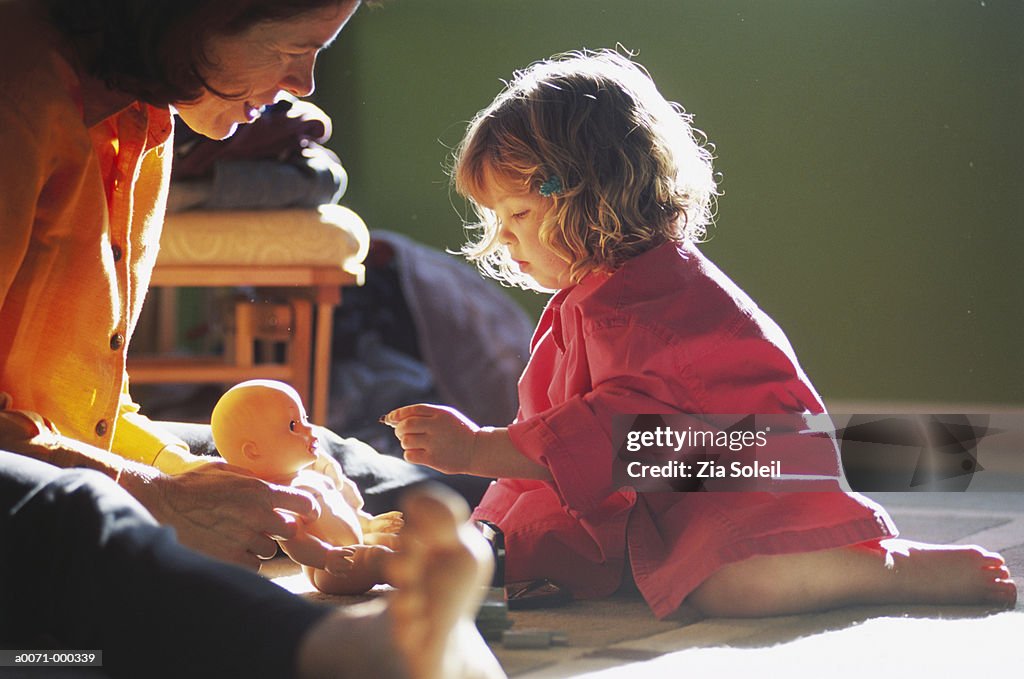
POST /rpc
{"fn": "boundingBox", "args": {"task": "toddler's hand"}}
[383,404,478,475]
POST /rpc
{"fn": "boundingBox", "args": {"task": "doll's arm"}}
[293,471,364,546]
[336,473,366,511]
[384,404,551,480]
[277,525,355,575]
[308,454,403,534]
[309,449,366,509]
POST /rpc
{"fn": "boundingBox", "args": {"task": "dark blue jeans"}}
[0,451,328,678]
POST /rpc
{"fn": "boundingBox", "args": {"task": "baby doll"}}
[212,379,403,594]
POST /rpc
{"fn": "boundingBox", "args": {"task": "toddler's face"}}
[478,165,572,291]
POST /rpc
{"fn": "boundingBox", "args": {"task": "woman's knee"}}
[13,466,160,550]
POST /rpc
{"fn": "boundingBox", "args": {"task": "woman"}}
[0,0,427,568]
[0,2,503,676]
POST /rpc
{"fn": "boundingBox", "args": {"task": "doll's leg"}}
[360,510,404,549]
[363,510,404,535]
[279,527,357,574]
[305,544,396,595]
[364,532,402,549]
[687,539,1016,618]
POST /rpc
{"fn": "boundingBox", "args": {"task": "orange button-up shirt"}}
[0,2,186,476]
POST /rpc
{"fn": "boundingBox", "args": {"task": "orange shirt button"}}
[110,333,125,350]
[95,419,109,437]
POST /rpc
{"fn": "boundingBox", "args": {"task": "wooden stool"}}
[129,205,369,424]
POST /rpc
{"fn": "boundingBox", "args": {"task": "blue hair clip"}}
[539,175,563,197]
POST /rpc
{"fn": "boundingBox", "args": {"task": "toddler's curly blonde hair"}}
[453,49,718,291]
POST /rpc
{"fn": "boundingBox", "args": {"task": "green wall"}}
[310,0,1023,406]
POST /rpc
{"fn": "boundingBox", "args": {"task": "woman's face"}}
[174,1,358,139]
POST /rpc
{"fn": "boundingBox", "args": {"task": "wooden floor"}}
[263,490,1024,677]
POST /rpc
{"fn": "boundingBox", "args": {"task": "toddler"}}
[387,50,1015,618]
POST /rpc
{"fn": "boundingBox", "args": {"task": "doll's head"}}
[453,49,718,292]
[211,379,319,480]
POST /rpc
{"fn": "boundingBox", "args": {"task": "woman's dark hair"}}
[45,0,358,106]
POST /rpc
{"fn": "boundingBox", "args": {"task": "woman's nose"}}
[282,54,317,98]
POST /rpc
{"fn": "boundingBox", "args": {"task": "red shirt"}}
[473,241,894,618]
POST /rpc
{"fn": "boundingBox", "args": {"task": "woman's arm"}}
[0,401,127,480]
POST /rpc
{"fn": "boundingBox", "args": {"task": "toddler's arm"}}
[384,404,551,481]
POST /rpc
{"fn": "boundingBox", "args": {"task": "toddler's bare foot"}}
[879,539,1016,608]
[386,484,505,679]
[690,538,1016,618]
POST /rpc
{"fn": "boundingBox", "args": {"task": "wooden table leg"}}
[310,284,342,426]
[290,297,313,413]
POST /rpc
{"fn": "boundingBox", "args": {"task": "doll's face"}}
[249,386,319,474]
[212,380,319,478]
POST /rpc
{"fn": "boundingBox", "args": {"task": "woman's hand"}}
[118,459,326,570]
[383,404,477,475]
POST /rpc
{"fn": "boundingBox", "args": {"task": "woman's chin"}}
[174,110,242,140]
[203,120,242,141]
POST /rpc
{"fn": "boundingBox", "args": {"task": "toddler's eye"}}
[511,210,529,220]
[289,420,297,432]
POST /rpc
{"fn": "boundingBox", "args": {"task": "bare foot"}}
[879,539,1016,607]
[296,485,505,679]
[689,538,1016,618]
[385,484,505,679]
